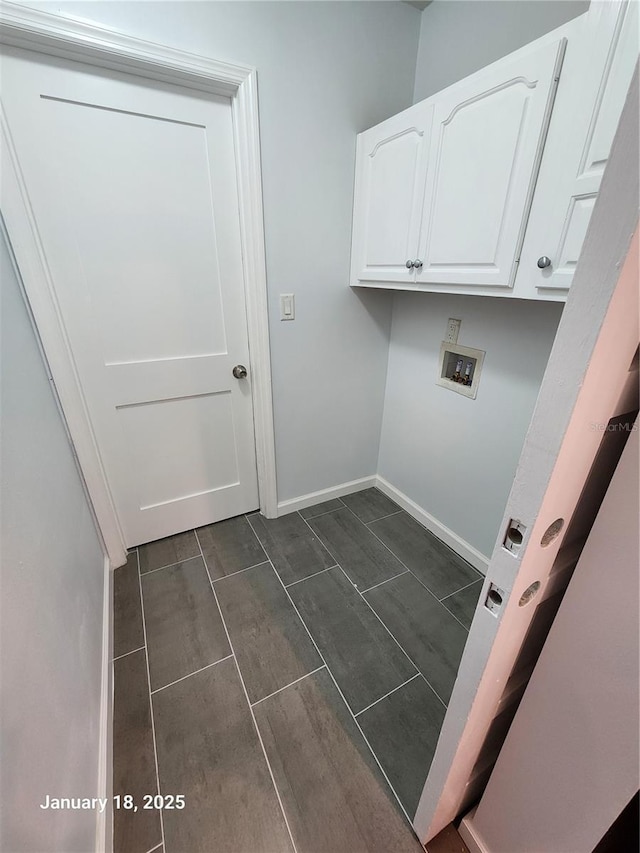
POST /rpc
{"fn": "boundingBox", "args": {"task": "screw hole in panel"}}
[540,518,564,547]
[519,581,541,607]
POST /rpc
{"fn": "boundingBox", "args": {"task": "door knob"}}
[405,260,415,269]
[232,364,248,379]
[537,256,552,269]
[413,259,423,270]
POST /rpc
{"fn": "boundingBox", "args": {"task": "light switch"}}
[280,293,295,320]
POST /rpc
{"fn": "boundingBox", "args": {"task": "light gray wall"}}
[378,294,563,558]
[413,0,589,101]
[20,0,421,502]
[0,228,106,851]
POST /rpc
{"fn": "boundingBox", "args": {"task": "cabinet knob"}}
[405,260,415,269]
[413,259,423,270]
[537,256,552,269]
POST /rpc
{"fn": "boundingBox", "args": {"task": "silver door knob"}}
[537,256,552,269]
[413,259,423,270]
[232,364,247,379]
[406,260,415,269]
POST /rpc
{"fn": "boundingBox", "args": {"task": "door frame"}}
[0,1,278,567]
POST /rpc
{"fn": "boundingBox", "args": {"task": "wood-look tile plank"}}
[216,562,322,702]
[248,511,335,585]
[114,551,144,659]
[196,515,267,580]
[442,580,484,629]
[364,573,468,703]
[357,675,446,817]
[141,557,230,691]
[253,668,422,853]
[369,512,480,598]
[113,649,161,853]
[308,507,405,590]
[341,487,401,523]
[153,657,294,853]
[299,498,344,519]
[288,567,416,713]
[138,530,199,574]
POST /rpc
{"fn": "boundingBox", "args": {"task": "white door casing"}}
[416,36,565,288]
[0,4,277,562]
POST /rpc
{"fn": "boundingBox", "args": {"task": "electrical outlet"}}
[445,318,461,343]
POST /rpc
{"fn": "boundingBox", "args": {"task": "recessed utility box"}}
[436,342,485,399]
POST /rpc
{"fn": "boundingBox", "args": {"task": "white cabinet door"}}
[517,1,639,297]
[350,102,433,284]
[416,37,566,289]
[1,48,260,546]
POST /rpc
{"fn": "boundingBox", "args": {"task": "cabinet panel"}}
[350,103,432,283]
[416,37,565,288]
[518,0,639,297]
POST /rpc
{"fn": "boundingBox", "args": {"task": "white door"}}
[1,48,260,546]
[350,102,433,284]
[518,0,639,295]
[416,37,566,288]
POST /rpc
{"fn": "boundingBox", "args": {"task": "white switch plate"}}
[280,293,295,320]
[446,318,461,343]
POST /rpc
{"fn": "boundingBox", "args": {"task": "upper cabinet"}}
[350,1,639,300]
[415,37,564,289]
[353,101,433,283]
[517,0,639,299]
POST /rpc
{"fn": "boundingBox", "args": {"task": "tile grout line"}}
[211,558,271,583]
[150,655,234,696]
[363,509,404,524]
[246,513,420,835]
[113,645,146,662]
[354,672,421,717]
[135,550,166,853]
[352,501,482,600]
[290,493,348,522]
[296,506,343,521]
[250,665,327,708]
[366,507,483,581]
[360,514,472,634]
[284,563,338,588]
[416,672,449,708]
[139,552,202,578]
[439,576,484,602]
[359,570,410,595]
[296,512,449,710]
[194,528,300,853]
[338,562,448,710]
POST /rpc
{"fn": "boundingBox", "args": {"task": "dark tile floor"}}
[112,487,484,853]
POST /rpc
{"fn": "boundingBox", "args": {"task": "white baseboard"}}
[277,475,377,515]
[95,554,113,853]
[459,809,490,853]
[276,473,489,575]
[375,476,489,574]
